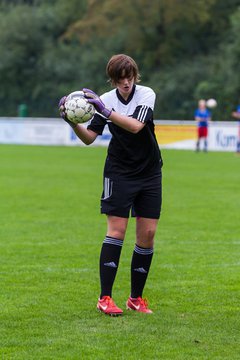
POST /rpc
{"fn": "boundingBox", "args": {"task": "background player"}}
[59,54,163,316]
[194,99,211,152]
[231,102,240,153]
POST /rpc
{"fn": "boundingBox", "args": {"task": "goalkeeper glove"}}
[58,96,77,128]
[83,88,112,118]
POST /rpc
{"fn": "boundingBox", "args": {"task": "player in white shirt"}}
[59,54,163,315]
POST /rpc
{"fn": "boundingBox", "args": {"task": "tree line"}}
[0,0,239,120]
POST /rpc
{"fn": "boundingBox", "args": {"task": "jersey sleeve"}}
[132,86,156,123]
[138,86,156,110]
[132,105,154,123]
[87,113,107,135]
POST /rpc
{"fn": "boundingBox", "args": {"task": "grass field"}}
[0,144,239,360]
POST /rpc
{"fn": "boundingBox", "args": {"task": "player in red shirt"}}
[194,99,211,152]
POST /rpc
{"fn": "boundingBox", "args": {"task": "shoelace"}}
[138,297,149,308]
[103,296,115,307]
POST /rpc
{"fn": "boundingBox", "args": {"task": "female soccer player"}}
[59,54,163,316]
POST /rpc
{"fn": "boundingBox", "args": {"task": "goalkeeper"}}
[59,54,163,316]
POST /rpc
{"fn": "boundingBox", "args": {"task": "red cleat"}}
[97,296,123,316]
[126,297,153,314]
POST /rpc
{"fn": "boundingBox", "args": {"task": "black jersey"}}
[87,84,163,178]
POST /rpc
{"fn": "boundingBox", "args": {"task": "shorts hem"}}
[101,210,129,218]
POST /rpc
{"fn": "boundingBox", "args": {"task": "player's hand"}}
[82,88,112,118]
[58,96,77,128]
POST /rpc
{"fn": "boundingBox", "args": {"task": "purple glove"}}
[83,88,112,118]
[58,96,77,128]
[58,96,67,119]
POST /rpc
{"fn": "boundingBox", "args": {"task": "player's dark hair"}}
[106,54,140,85]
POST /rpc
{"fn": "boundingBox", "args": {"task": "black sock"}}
[130,244,153,298]
[99,236,123,298]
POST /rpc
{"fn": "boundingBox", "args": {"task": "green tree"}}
[0,0,87,116]
[0,0,239,118]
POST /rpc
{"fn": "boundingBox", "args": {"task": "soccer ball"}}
[65,91,95,124]
[206,98,217,108]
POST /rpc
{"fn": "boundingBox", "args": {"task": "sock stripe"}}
[134,244,153,255]
[104,236,123,247]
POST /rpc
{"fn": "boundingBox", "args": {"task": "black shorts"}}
[100,172,162,219]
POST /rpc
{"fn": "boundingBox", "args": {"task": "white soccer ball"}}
[206,98,217,108]
[65,91,95,124]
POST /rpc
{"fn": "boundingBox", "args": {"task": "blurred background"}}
[0,0,239,120]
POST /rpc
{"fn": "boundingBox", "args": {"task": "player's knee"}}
[107,227,126,240]
[146,228,156,242]
[137,228,156,246]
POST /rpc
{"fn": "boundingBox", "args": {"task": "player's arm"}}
[72,125,98,145]
[83,88,150,134]
[232,111,240,119]
[108,111,145,134]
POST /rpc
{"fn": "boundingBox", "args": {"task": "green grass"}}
[0,145,239,360]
